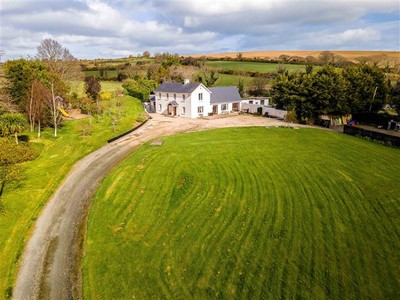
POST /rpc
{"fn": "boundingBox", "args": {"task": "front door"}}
[168,104,177,116]
[213,105,218,114]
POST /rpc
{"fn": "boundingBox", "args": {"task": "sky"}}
[1,0,399,60]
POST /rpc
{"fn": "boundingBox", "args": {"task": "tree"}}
[85,76,101,114]
[36,39,82,80]
[142,51,151,58]
[390,79,400,115]
[318,51,335,66]
[343,65,388,114]
[122,78,157,101]
[28,79,51,137]
[238,78,245,98]
[248,77,269,96]
[309,65,350,116]
[3,59,48,109]
[0,113,27,144]
[85,76,101,100]
[278,54,291,64]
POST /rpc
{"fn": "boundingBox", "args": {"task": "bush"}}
[99,92,112,101]
[0,139,41,165]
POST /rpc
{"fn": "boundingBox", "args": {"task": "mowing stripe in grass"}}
[83,127,400,299]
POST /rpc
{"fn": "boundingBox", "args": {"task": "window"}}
[182,94,186,102]
[174,94,176,100]
[182,107,186,115]
[158,104,162,111]
[198,106,204,114]
[249,100,253,104]
[221,104,228,111]
[166,93,169,100]
[198,93,203,101]
[158,93,161,98]
[260,100,265,105]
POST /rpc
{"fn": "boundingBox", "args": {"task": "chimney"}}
[183,79,190,85]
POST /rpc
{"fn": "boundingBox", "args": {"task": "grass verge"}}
[0,96,144,299]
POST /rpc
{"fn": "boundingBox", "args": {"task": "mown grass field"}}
[206,61,307,73]
[0,96,143,299]
[213,74,254,87]
[84,127,400,299]
[69,80,124,97]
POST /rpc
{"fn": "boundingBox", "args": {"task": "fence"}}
[107,119,150,143]
[343,125,400,147]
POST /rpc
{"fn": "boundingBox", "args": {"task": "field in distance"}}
[191,50,400,61]
[84,127,400,299]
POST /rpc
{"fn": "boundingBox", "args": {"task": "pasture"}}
[84,127,400,299]
[69,80,124,97]
[206,61,306,73]
[213,74,254,87]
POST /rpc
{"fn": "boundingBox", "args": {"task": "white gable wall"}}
[189,85,211,118]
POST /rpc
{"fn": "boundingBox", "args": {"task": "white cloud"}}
[0,0,399,59]
[332,28,381,44]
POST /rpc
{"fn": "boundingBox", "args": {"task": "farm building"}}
[150,80,242,118]
[241,102,287,119]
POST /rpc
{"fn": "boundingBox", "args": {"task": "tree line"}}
[270,64,400,123]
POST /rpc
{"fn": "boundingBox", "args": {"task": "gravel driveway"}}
[12,114,292,300]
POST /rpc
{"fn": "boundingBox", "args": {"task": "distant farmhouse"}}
[147,79,287,120]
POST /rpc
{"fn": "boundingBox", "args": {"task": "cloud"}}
[0,0,399,59]
[331,28,381,44]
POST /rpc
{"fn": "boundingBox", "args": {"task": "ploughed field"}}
[84,127,400,299]
[192,50,400,61]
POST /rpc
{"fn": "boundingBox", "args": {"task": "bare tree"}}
[318,51,335,65]
[28,79,50,137]
[49,82,62,137]
[36,39,82,80]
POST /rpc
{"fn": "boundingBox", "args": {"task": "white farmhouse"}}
[152,80,242,118]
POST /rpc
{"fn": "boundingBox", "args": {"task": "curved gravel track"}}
[12,114,297,300]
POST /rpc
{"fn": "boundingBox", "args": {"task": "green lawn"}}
[83,127,400,299]
[69,80,124,97]
[0,96,144,299]
[206,61,307,73]
[212,74,254,87]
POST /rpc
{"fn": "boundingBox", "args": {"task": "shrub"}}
[0,139,41,165]
[99,92,112,101]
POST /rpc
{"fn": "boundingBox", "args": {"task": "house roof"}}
[209,86,242,104]
[154,82,202,93]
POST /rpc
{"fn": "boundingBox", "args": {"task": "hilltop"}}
[190,50,400,62]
